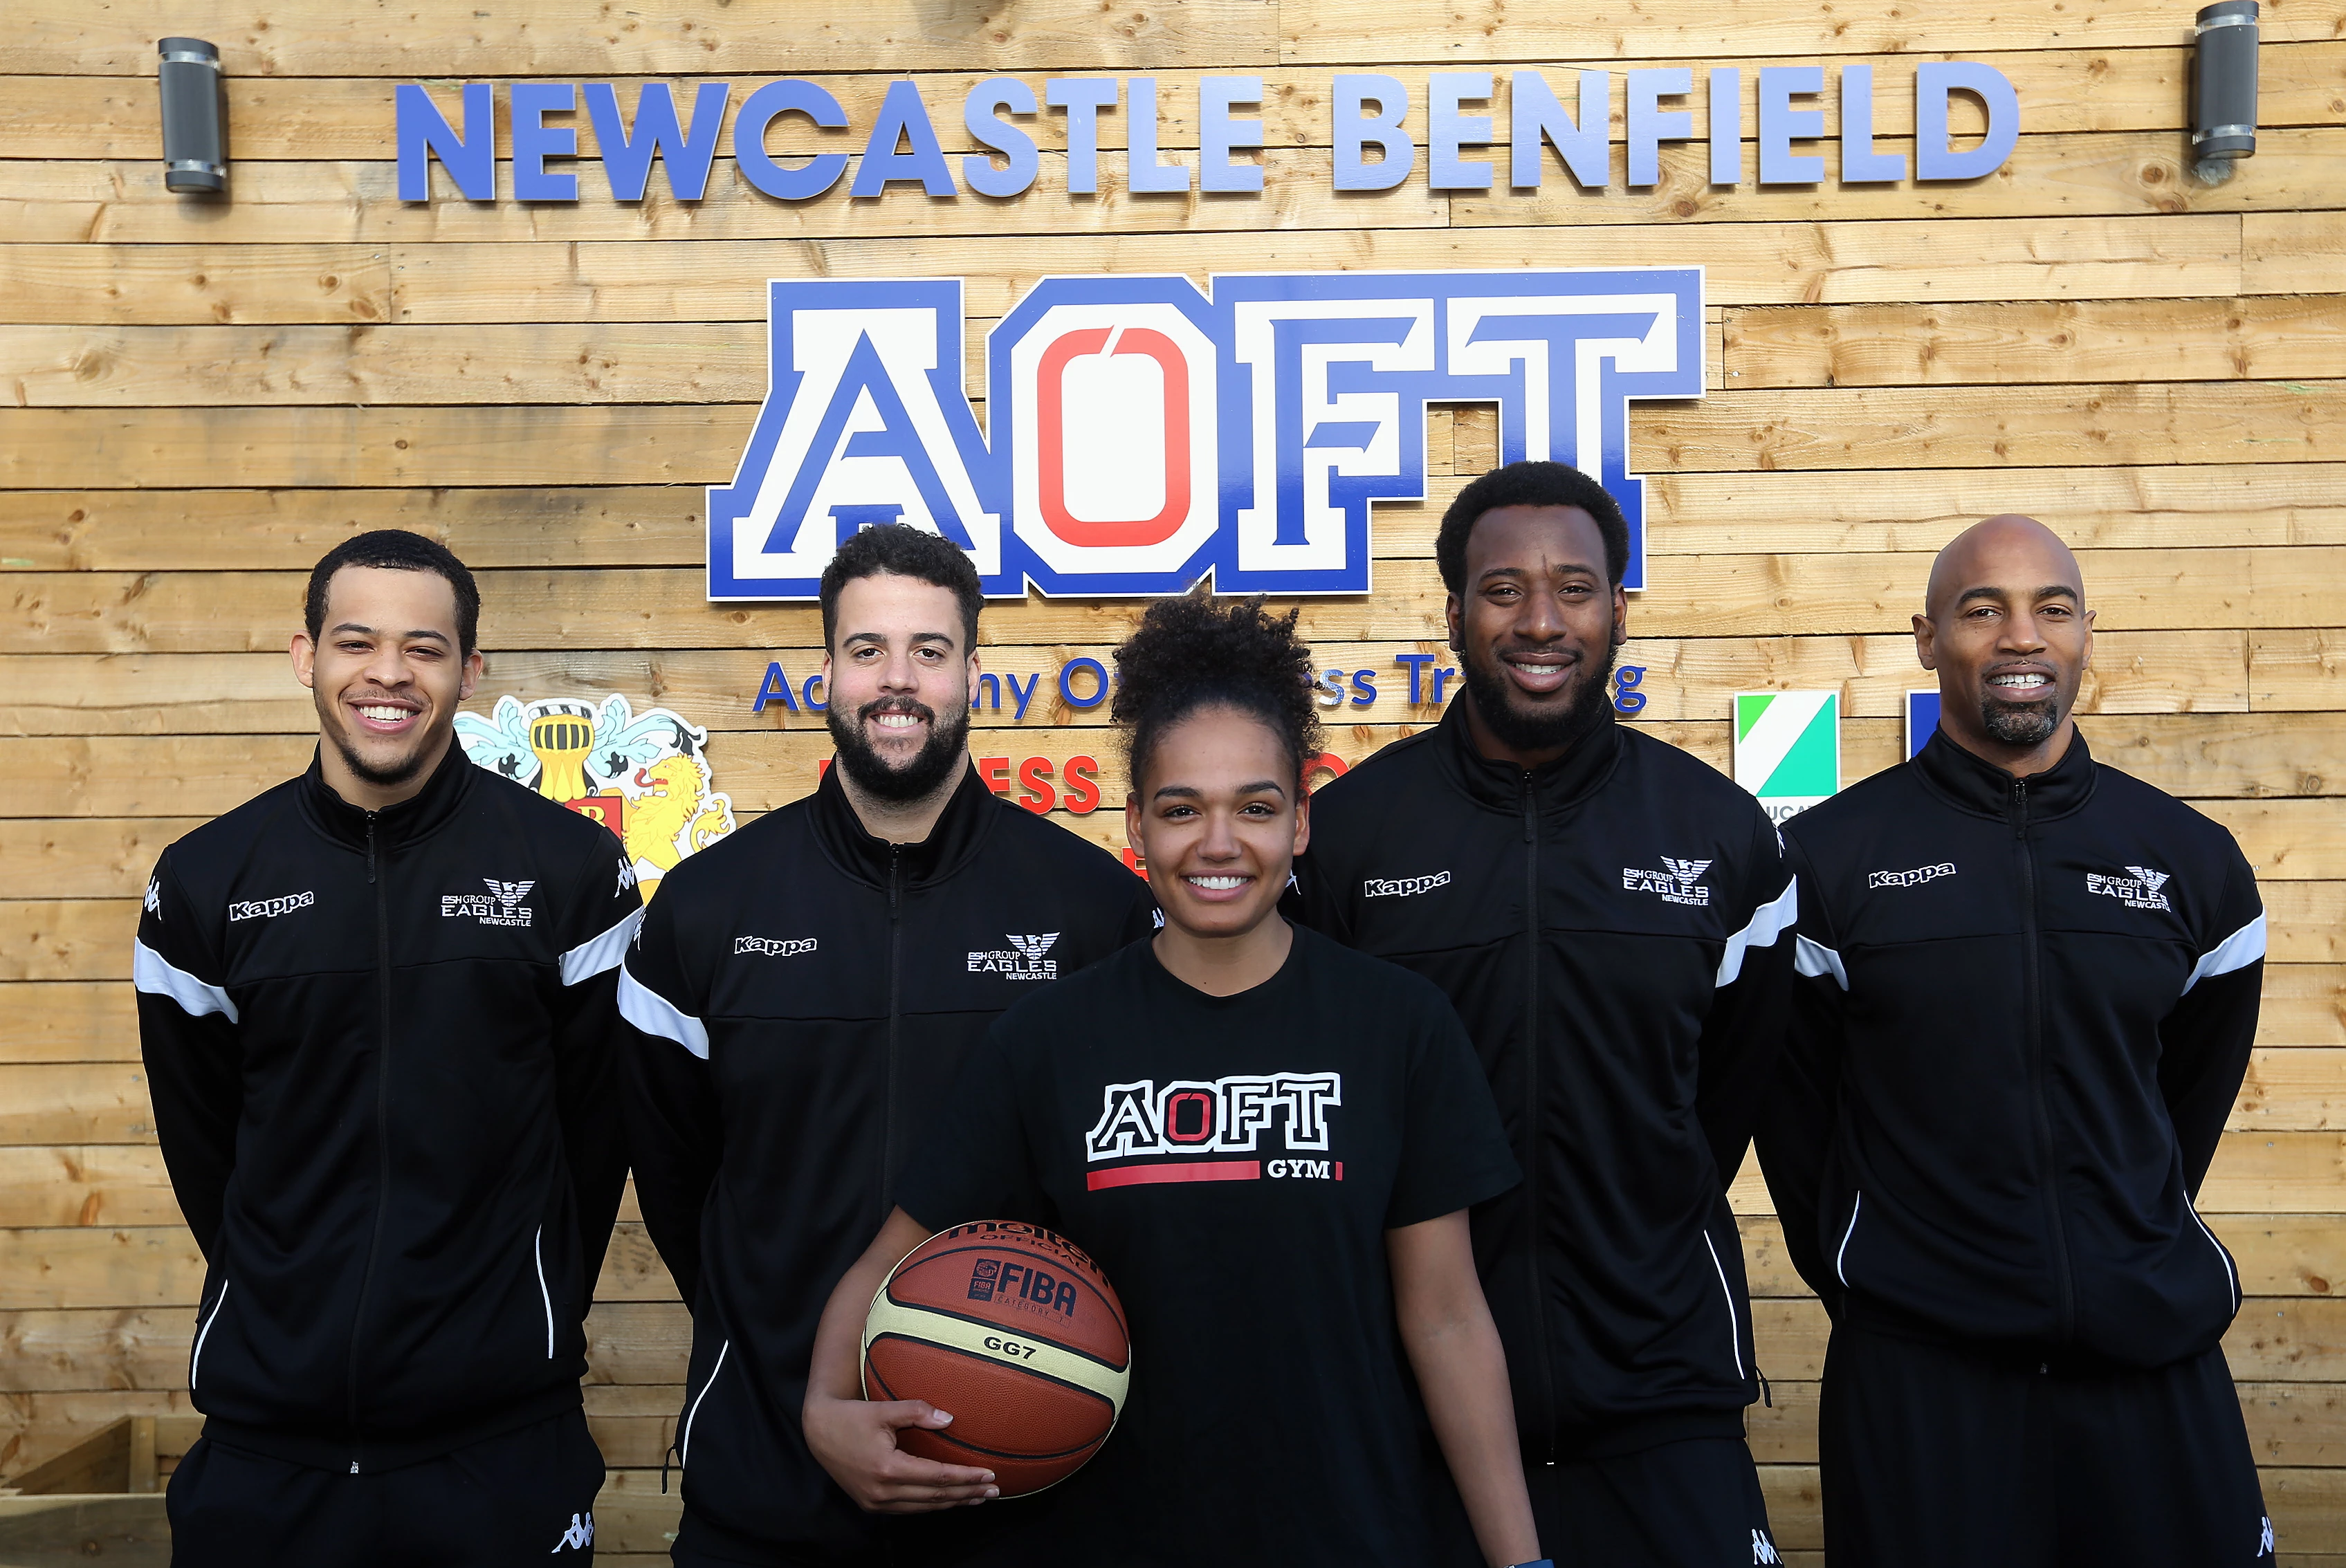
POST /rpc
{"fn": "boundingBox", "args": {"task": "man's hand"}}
[803,1390,1000,1513]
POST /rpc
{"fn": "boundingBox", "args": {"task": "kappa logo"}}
[441,877,535,927]
[707,269,1703,601]
[2259,1514,2276,1556]
[2087,865,2173,911]
[1869,861,1957,889]
[969,932,1059,981]
[1624,857,1713,906]
[550,1511,594,1553]
[616,858,639,896]
[1752,1527,1782,1565]
[1363,870,1451,898]
[228,890,316,923]
[1087,1073,1343,1160]
[735,935,817,958]
[144,877,163,918]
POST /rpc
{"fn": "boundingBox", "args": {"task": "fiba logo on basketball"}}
[965,1255,1082,1316]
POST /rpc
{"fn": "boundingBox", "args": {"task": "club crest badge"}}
[456,694,738,899]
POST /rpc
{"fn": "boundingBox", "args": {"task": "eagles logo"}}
[1623,856,1714,907]
[455,694,737,901]
[1661,858,1714,901]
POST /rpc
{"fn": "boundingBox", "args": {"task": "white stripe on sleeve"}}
[1716,877,1798,988]
[561,906,645,986]
[2183,913,2266,994]
[1795,934,1848,990]
[134,939,239,1024]
[618,963,710,1060]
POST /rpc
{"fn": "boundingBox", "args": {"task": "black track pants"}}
[1820,1321,2273,1567]
[165,1405,605,1567]
[1526,1437,1781,1567]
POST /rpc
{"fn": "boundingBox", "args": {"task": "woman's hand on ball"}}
[803,1392,1002,1513]
[804,1209,1002,1511]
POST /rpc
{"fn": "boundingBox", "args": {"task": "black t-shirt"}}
[895,923,1521,1567]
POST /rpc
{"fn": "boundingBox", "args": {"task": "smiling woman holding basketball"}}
[803,589,1548,1568]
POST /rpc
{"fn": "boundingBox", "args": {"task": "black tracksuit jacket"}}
[1294,702,1797,1459]
[134,745,641,1470]
[1757,730,2266,1367]
[619,762,1155,1564]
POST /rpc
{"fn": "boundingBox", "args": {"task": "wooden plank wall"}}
[5,3,2343,1559]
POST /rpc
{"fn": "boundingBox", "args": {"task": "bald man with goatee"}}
[1757,516,2275,1566]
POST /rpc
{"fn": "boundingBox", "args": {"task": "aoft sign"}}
[710,268,1702,600]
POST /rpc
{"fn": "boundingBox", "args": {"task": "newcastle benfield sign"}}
[707,268,1703,601]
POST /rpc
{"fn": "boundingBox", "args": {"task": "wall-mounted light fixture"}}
[2191,1,2259,184]
[158,37,226,194]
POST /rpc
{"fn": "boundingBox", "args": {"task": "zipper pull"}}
[364,813,378,884]
[888,845,901,914]
[1520,775,1536,843]
[1757,1367,1772,1408]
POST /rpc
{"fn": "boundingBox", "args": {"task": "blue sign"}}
[708,268,1704,600]
[1907,689,1941,758]
[396,70,2021,205]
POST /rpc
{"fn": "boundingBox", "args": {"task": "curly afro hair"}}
[1437,460,1629,593]
[1110,586,1326,792]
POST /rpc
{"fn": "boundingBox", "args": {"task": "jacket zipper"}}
[345,811,394,1472]
[880,847,904,1217]
[1519,774,1558,1462]
[2013,779,2077,1343]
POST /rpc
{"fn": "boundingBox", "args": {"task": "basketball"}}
[861,1220,1132,1496]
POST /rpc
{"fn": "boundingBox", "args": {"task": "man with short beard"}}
[1757,516,2271,1566]
[1294,462,1797,1567]
[137,531,639,1565]
[618,524,1154,1567]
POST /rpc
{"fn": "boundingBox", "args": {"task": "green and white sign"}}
[1733,691,1842,823]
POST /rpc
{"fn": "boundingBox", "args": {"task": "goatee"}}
[1981,694,2060,747]
[829,697,971,803]
[318,690,437,788]
[1457,641,1620,756]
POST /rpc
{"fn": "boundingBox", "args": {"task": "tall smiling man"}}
[1296,462,1797,1565]
[136,532,641,1565]
[1758,515,2271,1565]
[619,525,1154,1566]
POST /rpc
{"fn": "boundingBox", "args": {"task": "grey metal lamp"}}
[2191,1,2258,184]
[158,37,226,194]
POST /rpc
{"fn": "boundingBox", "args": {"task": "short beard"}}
[1458,640,1619,757]
[1981,694,2061,747]
[318,690,437,789]
[828,697,970,804]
